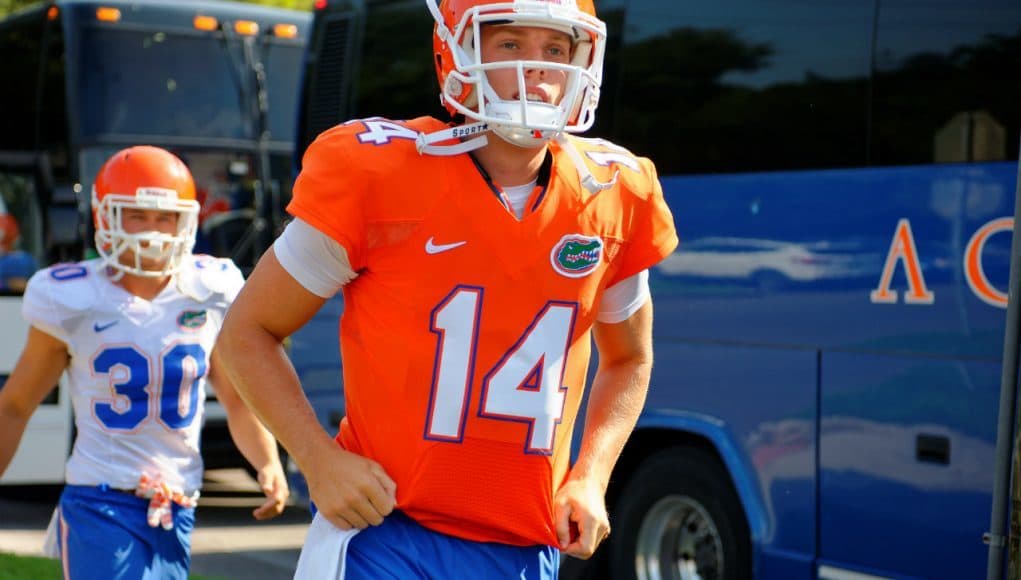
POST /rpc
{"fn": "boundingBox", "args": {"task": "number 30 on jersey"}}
[92,344,206,431]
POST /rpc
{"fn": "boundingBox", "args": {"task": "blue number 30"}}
[92,344,207,431]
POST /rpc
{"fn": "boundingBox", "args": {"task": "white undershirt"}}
[501,181,535,220]
[274,218,649,323]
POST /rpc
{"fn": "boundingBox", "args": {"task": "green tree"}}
[244,0,314,10]
[0,0,39,18]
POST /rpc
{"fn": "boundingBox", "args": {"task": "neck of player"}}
[472,133,548,188]
[118,271,172,301]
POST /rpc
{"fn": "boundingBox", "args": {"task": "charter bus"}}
[289,0,1021,578]
[0,0,310,485]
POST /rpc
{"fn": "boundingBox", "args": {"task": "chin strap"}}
[416,122,619,196]
[416,121,490,156]
[554,133,619,194]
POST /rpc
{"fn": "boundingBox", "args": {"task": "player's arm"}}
[216,247,396,530]
[0,326,69,476]
[555,298,654,558]
[208,349,289,520]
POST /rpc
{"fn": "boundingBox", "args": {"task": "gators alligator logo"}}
[177,310,208,330]
[550,234,603,278]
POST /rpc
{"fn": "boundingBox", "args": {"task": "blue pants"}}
[337,510,559,579]
[57,484,195,580]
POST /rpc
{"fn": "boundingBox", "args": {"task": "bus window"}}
[75,18,307,145]
[0,10,43,152]
[872,0,1021,165]
[353,1,439,121]
[77,27,246,139]
[610,0,873,175]
[265,37,306,143]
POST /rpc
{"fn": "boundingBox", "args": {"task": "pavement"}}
[0,469,312,580]
[1,469,602,579]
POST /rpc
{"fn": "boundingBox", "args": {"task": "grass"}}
[0,552,225,579]
[0,552,60,580]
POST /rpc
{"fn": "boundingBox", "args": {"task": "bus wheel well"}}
[606,443,753,580]
[606,428,743,523]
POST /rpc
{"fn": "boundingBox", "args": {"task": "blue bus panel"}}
[648,162,1013,577]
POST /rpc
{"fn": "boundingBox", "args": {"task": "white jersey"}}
[22,256,244,493]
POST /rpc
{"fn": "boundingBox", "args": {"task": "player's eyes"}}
[547,44,571,60]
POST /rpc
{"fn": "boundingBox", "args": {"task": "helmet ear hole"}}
[444,76,463,99]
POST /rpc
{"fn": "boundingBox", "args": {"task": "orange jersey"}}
[289,116,677,546]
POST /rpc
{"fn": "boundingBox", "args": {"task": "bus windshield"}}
[76,25,303,142]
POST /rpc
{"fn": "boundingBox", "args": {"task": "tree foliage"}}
[0,0,38,18]
[0,0,313,19]
[242,0,314,10]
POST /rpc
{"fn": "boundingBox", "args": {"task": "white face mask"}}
[428,0,607,148]
[93,188,200,278]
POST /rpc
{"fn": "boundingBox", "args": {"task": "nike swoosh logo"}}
[425,237,467,255]
[93,320,119,332]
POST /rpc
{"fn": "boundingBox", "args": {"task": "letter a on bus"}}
[870,218,935,305]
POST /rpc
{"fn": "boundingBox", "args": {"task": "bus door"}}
[0,153,72,485]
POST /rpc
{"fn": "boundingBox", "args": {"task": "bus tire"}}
[609,446,752,580]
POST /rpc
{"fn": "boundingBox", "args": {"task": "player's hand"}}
[305,446,397,531]
[553,477,611,559]
[252,460,290,520]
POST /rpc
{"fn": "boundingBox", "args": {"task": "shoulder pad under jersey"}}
[307,116,447,163]
[176,255,245,303]
[559,136,653,192]
[569,137,646,174]
[21,260,103,340]
[25,260,103,314]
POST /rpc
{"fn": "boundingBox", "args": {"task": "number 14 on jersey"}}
[424,286,577,455]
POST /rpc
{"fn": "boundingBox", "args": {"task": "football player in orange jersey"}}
[217,0,678,577]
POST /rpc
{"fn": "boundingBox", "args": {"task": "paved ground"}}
[0,469,312,580]
[1,469,600,579]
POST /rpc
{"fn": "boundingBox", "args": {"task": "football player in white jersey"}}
[0,146,289,580]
